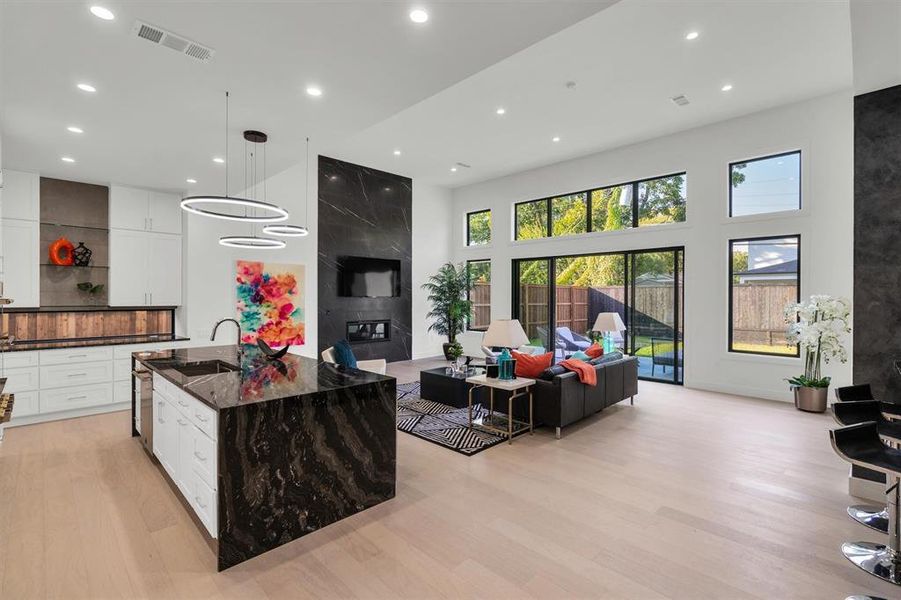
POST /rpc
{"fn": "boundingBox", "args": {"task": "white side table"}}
[465,374,534,444]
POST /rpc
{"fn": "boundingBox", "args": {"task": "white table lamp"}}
[591,312,626,334]
[482,319,530,349]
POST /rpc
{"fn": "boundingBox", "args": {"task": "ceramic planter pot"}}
[794,385,828,413]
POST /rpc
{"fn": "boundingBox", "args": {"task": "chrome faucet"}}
[211,318,243,362]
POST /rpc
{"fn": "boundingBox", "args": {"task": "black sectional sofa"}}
[533,352,638,438]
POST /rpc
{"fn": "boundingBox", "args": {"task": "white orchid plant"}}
[784,295,851,389]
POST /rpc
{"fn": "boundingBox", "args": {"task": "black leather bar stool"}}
[830,421,901,585]
[833,401,901,533]
[835,384,876,402]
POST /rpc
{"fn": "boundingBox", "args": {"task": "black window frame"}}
[510,245,685,385]
[465,209,492,247]
[512,171,687,240]
[466,259,491,331]
[728,150,801,218]
[727,234,801,357]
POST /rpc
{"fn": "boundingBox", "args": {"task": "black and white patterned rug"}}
[396,381,529,455]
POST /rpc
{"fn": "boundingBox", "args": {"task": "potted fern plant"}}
[785,295,851,412]
[421,263,472,360]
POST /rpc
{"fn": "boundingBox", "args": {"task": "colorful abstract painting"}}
[236,260,305,346]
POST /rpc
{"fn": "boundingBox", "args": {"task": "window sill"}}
[722,208,807,226]
[721,350,800,367]
[462,243,494,252]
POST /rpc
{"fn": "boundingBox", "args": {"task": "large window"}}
[466,210,491,246]
[729,151,801,217]
[729,235,800,356]
[466,260,491,330]
[514,172,686,240]
[513,247,684,384]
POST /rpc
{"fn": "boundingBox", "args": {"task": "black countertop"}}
[1,334,190,352]
[134,344,394,411]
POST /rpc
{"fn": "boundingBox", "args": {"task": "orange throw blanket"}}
[559,359,597,386]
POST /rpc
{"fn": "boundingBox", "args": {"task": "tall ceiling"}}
[1,0,852,194]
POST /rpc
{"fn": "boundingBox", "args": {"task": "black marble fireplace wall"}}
[854,84,901,399]
[318,155,412,362]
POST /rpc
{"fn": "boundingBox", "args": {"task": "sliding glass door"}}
[512,247,683,384]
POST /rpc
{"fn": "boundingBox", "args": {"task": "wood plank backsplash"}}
[1,310,173,342]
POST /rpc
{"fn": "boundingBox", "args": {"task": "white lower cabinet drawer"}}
[114,379,131,405]
[175,388,217,440]
[191,428,217,490]
[191,471,217,538]
[40,361,113,389]
[2,351,39,369]
[114,359,131,381]
[40,383,113,413]
[40,346,113,365]
[3,366,39,393]
[10,391,39,418]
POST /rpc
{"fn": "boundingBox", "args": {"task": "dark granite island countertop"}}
[133,344,397,571]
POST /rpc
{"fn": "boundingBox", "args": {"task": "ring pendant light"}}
[181,92,290,229]
[263,136,312,237]
[217,128,286,249]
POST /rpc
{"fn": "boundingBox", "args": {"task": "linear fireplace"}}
[347,320,391,344]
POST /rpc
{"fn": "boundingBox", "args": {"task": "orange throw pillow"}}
[511,351,553,378]
[585,342,604,359]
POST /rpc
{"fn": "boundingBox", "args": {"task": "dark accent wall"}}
[854,84,901,399]
[317,156,412,362]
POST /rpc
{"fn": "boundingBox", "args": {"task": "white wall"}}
[411,182,453,359]
[184,159,452,361]
[450,91,853,402]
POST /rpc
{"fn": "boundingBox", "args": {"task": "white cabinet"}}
[40,346,113,365]
[39,361,113,389]
[1,219,39,307]
[110,185,182,234]
[149,192,182,234]
[147,233,182,306]
[40,382,112,413]
[153,391,178,477]
[109,229,181,306]
[1,170,39,221]
[11,391,39,418]
[176,414,194,497]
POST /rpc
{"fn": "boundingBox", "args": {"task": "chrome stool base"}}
[842,541,901,585]
[848,505,890,533]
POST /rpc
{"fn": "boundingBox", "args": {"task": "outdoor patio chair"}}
[555,326,592,353]
[650,337,678,377]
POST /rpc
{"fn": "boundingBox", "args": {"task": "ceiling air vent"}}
[131,20,215,63]
[455,162,472,169]
[670,94,690,107]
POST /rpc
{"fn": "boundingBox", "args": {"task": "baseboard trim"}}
[685,379,794,403]
[5,402,130,428]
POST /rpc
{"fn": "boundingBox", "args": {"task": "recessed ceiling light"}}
[450,167,457,172]
[77,83,96,93]
[552,136,560,143]
[496,107,506,115]
[213,157,225,164]
[67,125,84,134]
[61,156,75,163]
[306,85,323,97]
[186,178,197,184]
[409,9,428,23]
[90,6,115,20]
[721,84,733,92]
[685,31,699,40]
[393,149,401,156]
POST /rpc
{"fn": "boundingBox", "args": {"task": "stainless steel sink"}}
[171,360,239,377]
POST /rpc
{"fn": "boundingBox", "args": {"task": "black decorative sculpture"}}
[257,338,290,360]
[72,242,92,267]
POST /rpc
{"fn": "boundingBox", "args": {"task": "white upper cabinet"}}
[1,218,39,307]
[110,185,182,233]
[109,185,149,231]
[109,230,182,306]
[149,192,182,234]
[1,170,40,221]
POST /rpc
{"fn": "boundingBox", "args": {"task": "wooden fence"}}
[509,282,795,347]
[470,283,491,330]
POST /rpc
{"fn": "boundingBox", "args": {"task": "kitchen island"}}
[133,344,396,571]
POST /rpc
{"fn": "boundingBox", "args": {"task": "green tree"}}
[605,194,624,231]
[731,249,748,283]
[638,175,685,224]
[467,211,491,245]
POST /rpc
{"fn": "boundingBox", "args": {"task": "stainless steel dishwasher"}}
[133,367,153,455]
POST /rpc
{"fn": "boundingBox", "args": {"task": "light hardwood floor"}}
[0,357,895,599]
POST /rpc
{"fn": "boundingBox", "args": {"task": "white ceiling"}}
[0,0,612,193]
[1,0,853,194]
[337,0,854,187]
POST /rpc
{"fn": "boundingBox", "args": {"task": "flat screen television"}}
[339,256,401,298]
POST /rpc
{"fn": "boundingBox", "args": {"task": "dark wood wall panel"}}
[1,310,173,342]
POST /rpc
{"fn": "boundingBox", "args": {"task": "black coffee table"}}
[420,367,488,408]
